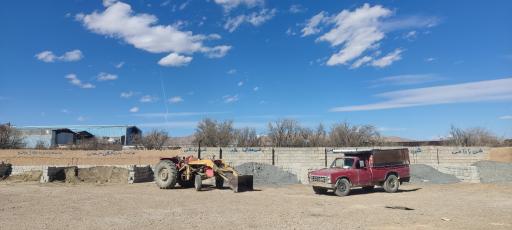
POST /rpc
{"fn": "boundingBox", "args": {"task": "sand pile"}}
[236,162,299,186]
[410,164,460,184]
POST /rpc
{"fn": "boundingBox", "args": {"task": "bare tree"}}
[193,118,235,147]
[448,125,500,146]
[268,119,301,147]
[141,130,169,150]
[310,124,327,147]
[235,127,260,147]
[329,122,381,147]
[0,124,25,149]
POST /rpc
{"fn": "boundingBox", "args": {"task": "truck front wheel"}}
[334,178,351,197]
[383,175,399,193]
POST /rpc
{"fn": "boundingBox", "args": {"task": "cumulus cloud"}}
[331,78,512,112]
[158,53,193,67]
[76,1,230,67]
[301,11,329,37]
[35,49,83,62]
[140,95,158,103]
[168,96,183,103]
[289,4,306,14]
[115,61,125,68]
[370,48,403,68]
[120,91,134,98]
[214,0,264,11]
[223,94,239,103]
[237,81,244,86]
[302,4,439,68]
[96,72,118,81]
[65,74,95,89]
[129,106,139,113]
[224,8,276,32]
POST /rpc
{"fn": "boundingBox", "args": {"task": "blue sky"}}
[0,0,511,140]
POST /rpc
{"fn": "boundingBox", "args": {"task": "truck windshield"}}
[331,158,354,169]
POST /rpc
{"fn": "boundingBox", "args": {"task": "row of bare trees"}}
[0,124,24,149]
[192,118,383,147]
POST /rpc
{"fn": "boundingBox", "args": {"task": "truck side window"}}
[359,160,365,168]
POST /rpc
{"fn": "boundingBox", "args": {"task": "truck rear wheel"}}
[313,186,327,194]
[334,178,351,197]
[383,175,399,193]
[154,160,177,189]
[194,174,202,191]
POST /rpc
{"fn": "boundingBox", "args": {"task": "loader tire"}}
[383,175,399,193]
[177,172,194,188]
[215,176,224,189]
[194,174,202,191]
[154,160,177,189]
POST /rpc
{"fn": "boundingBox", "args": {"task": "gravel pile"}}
[472,161,512,183]
[410,164,460,184]
[236,162,299,186]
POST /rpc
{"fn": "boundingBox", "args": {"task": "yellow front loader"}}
[154,155,253,192]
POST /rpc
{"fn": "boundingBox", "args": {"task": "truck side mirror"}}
[359,160,365,168]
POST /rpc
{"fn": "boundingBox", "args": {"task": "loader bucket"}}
[227,174,253,192]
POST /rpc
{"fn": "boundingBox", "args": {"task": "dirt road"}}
[1,182,511,229]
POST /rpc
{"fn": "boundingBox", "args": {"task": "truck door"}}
[355,159,372,186]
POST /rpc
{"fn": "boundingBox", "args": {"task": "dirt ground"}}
[0,182,511,230]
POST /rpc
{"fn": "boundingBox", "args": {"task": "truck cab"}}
[308,149,410,196]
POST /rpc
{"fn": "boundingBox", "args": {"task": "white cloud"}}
[370,48,403,68]
[370,74,441,87]
[129,106,139,113]
[115,61,125,68]
[214,0,264,11]
[76,1,230,66]
[61,109,70,114]
[253,86,259,91]
[224,8,276,32]
[351,56,372,69]
[65,74,95,89]
[35,51,57,62]
[133,111,227,118]
[158,53,193,67]
[499,115,512,120]
[404,30,417,40]
[203,45,232,58]
[223,94,239,103]
[237,81,244,86]
[227,69,237,74]
[140,95,158,103]
[289,4,306,14]
[426,57,435,62]
[35,49,83,62]
[331,78,512,112]
[304,4,439,68]
[179,0,190,10]
[168,96,183,103]
[97,72,118,81]
[138,121,198,128]
[120,91,134,98]
[301,11,329,37]
[77,116,86,122]
[60,50,84,61]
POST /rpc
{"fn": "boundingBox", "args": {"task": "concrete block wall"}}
[193,146,491,184]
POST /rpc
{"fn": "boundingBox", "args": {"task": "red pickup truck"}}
[308,149,410,196]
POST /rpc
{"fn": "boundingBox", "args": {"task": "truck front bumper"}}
[309,181,334,189]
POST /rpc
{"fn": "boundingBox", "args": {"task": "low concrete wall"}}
[0,146,498,184]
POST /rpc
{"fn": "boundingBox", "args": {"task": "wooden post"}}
[198,140,202,159]
[219,148,223,159]
[272,148,275,166]
[324,148,328,167]
[436,148,440,165]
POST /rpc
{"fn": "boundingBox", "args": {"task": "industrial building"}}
[18,125,142,148]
